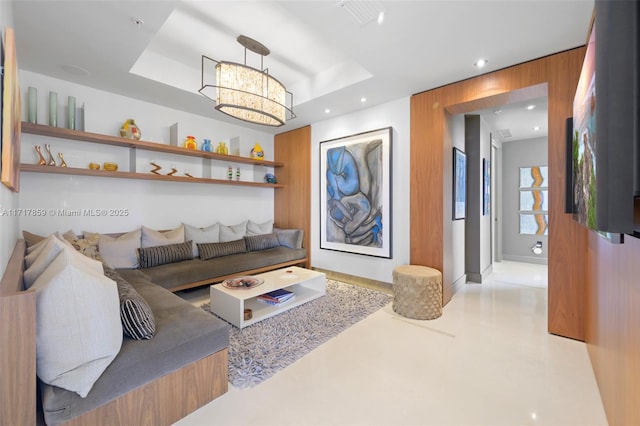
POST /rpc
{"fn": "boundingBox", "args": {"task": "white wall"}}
[311,97,410,283]
[0,1,19,277]
[18,71,275,236]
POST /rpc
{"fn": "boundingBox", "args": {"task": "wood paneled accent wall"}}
[274,126,311,265]
[586,233,640,425]
[410,48,587,340]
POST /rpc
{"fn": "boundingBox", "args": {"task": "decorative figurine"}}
[44,144,56,166]
[202,139,212,152]
[184,135,197,150]
[235,167,240,181]
[150,161,162,175]
[264,173,277,184]
[250,143,264,160]
[88,163,100,170]
[227,166,233,180]
[120,119,141,140]
[103,162,118,171]
[167,167,178,176]
[58,152,67,168]
[35,145,46,165]
[216,142,229,155]
[185,171,194,178]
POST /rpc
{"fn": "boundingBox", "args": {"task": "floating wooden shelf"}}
[20,122,284,188]
[20,164,284,188]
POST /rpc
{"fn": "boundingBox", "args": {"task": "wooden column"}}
[274,126,312,266]
[411,48,587,340]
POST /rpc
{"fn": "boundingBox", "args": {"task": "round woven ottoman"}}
[392,265,442,320]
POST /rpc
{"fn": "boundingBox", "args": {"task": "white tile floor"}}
[175,261,607,426]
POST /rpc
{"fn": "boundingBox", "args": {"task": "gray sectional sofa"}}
[8,224,307,425]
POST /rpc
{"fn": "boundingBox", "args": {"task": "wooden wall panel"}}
[586,233,640,425]
[274,126,311,266]
[411,48,587,339]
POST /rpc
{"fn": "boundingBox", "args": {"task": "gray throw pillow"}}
[137,241,193,269]
[103,265,155,340]
[198,239,247,260]
[244,232,281,251]
[274,228,304,249]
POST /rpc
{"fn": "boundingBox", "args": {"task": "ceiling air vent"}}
[496,129,512,138]
[338,0,385,25]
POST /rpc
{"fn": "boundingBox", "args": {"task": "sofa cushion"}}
[218,221,247,242]
[23,230,47,248]
[141,225,184,248]
[63,231,104,262]
[138,241,193,269]
[244,232,280,251]
[198,239,247,260]
[32,248,122,398]
[103,265,155,340]
[87,229,141,269]
[183,223,220,258]
[23,236,68,288]
[246,219,273,236]
[274,228,304,249]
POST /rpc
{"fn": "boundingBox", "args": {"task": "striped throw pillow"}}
[244,232,281,251]
[103,265,155,340]
[137,241,193,269]
[198,239,247,260]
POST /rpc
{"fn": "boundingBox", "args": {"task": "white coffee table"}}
[209,266,326,328]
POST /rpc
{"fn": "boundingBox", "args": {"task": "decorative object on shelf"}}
[215,141,228,154]
[48,91,58,127]
[250,143,264,160]
[167,166,178,176]
[27,86,37,124]
[185,171,194,178]
[198,35,295,127]
[103,162,118,171]
[201,139,212,152]
[88,162,100,170]
[244,308,252,321]
[58,152,67,168]
[119,119,141,140]
[34,145,47,165]
[227,166,233,180]
[184,135,197,150]
[44,144,56,166]
[264,173,277,184]
[67,96,76,130]
[150,161,162,174]
[235,167,240,181]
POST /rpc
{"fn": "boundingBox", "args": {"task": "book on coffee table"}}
[257,289,295,304]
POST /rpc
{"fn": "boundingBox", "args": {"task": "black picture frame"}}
[453,147,466,220]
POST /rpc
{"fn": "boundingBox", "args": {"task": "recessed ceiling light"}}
[377,11,385,25]
[533,126,541,131]
[360,97,367,103]
[474,58,488,68]
[526,105,536,110]
[131,17,144,27]
[325,108,331,114]
[493,109,502,115]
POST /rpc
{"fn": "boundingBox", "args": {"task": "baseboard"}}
[466,264,493,283]
[502,254,548,265]
[312,268,392,294]
[451,274,467,294]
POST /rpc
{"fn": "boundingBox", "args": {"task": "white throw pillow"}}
[23,236,68,288]
[141,225,185,248]
[183,223,220,258]
[86,229,141,269]
[218,221,247,242]
[246,220,274,236]
[31,248,122,398]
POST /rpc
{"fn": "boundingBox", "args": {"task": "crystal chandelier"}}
[199,35,295,127]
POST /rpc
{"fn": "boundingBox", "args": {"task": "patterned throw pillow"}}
[63,231,104,262]
[137,241,193,269]
[198,239,247,260]
[244,232,281,251]
[103,265,156,340]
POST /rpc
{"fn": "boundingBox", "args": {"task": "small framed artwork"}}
[319,127,392,258]
[483,158,490,216]
[453,147,466,220]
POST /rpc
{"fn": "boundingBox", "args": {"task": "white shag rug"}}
[202,279,392,388]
